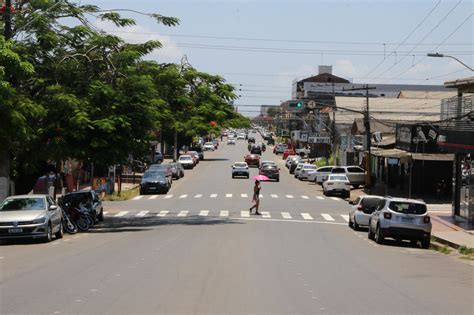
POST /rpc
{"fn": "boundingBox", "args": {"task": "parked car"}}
[232,162,250,178]
[348,195,384,230]
[148,163,173,181]
[62,190,104,223]
[178,155,194,169]
[0,194,63,242]
[203,142,215,151]
[331,166,366,188]
[267,138,275,145]
[368,197,431,248]
[244,154,261,167]
[313,166,336,185]
[283,148,295,160]
[259,164,280,182]
[212,139,219,149]
[190,147,204,160]
[274,143,287,154]
[227,139,236,145]
[140,170,171,194]
[186,151,200,165]
[285,155,299,168]
[153,151,164,164]
[169,162,184,179]
[322,174,351,198]
[290,160,305,175]
[298,164,318,180]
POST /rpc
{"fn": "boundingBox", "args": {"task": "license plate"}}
[8,228,23,233]
[402,217,413,222]
[148,187,157,190]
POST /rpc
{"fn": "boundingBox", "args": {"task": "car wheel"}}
[246,175,249,179]
[353,184,360,189]
[55,222,64,239]
[323,190,327,196]
[43,223,53,243]
[276,177,279,182]
[353,218,360,231]
[368,222,375,240]
[421,236,430,249]
[232,175,235,179]
[375,225,385,244]
[98,209,104,222]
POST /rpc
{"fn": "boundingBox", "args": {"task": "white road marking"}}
[199,210,209,216]
[316,196,325,200]
[341,215,350,222]
[226,194,232,198]
[179,194,188,199]
[281,212,292,219]
[241,193,248,198]
[132,195,143,200]
[210,194,218,198]
[157,211,169,217]
[321,214,335,221]
[114,211,128,217]
[231,217,346,225]
[241,211,250,218]
[301,213,313,220]
[136,211,149,217]
[271,194,278,198]
[194,194,203,198]
[177,211,189,217]
[149,195,159,200]
[103,211,109,215]
[220,210,229,217]
[259,194,263,198]
[262,211,271,218]
[286,195,294,199]
[301,195,309,199]
[330,197,341,201]
[164,195,173,199]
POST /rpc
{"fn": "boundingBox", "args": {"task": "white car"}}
[203,142,215,151]
[348,195,384,230]
[227,139,236,145]
[322,174,351,198]
[237,134,245,140]
[298,164,317,180]
[232,162,249,178]
[311,166,335,184]
[178,155,194,169]
[293,162,306,178]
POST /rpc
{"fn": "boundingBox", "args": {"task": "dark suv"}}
[62,190,104,223]
[259,164,280,182]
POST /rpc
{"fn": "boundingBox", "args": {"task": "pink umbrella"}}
[252,175,270,181]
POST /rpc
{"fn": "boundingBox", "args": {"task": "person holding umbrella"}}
[249,175,268,215]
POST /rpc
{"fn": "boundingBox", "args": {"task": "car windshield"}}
[361,198,383,208]
[143,171,165,179]
[179,156,192,161]
[0,198,46,211]
[389,202,427,215]
[332,168,346,173]
[329,175,348,181]
[63,193,92,204]
[234,163,247,167]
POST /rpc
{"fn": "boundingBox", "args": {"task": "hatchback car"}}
[178,155,195,169]
[259,164,280,182]
[62,190,104,223]
[298,164,317,180]
[232,162,250,178]
[322,174,351,198]
[244,154,261,167]
[348,195,384,230]
[140,170,171,194]
[0,195,63,242]
[169,162,184,179]
[368,197,432,248]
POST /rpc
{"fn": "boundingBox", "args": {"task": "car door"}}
[47,196,61,228]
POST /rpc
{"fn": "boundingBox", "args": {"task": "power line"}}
[372,0,462,81]
[363,0,442,78]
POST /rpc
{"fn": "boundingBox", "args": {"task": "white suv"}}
[368,197,432,248]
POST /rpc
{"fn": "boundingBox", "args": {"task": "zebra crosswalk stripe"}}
[177,210,188,217]
[281,212,292,219]
[199,210,209,216]
[241,210,250,218]
[157,211,169,217]
[321,214,335,221]
[210,194,217,198]
[286,195,294,199]
[261,211,271,218]
[316,196,325,200]
[164,195,173,199]
[194,194,203,198]
[132,196,143,201]
[241,193,248,198]
[115,211,128,217]
[179,194,188,199]
[220,210,229,217]
[301,195,309,199]
[226,194,232,198]
[330,197,341,201]
[149,195,159,200]
[271,194,278,198]
[341,215,349,222]
[301,213,313,220]
[136,211,149,217]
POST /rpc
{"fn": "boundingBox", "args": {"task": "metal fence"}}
[440,94,473,131]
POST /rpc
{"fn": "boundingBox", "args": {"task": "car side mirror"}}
[49,205,58,211]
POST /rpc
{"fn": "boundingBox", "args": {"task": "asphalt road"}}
[1,136,472,314]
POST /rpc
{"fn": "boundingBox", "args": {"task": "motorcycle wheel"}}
[76,216,91,231]
[63,218,78,234]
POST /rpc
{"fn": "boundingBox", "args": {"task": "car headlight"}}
[32,217,47,224]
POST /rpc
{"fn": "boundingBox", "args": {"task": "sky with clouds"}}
[86,0,472,116]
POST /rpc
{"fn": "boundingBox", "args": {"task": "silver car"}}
[293,162,306,178]
[232,162,249,178]
[331,166,366,188]
[0,195,63,242]
[368,197,432,248]
[298,164,317,180]
[312,166,336,184]
[348,195,384,230]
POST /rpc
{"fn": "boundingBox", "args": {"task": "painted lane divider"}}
[157,211,169,217]
[321,214,335,221]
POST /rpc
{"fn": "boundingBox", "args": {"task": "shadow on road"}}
[203,158,230,162]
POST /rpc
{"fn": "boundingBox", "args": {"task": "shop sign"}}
[396,124,439,153]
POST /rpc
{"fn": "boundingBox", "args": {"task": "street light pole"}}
[427,53,474,71]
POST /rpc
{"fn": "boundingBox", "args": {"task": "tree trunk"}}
[0,143,11,200]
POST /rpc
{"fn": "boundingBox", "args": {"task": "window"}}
[319,167,332,172]
[332,168,346,174]
[389,202,427,215]
[0,198,46,211]
[348,167,365,173]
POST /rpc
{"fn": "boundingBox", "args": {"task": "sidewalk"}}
[350,187,474,250]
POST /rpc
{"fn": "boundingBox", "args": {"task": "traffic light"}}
[288,100,303,109]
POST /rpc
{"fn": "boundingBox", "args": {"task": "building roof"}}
[397,90,457,99]
[299,73,350,84]
[334,96,441,128]
[444,76,474,93]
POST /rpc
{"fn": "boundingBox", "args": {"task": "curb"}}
[431,234,462,250]
[430,240,452,252]
[431,215,467,233]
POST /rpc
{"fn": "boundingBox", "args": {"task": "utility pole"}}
[331,82,337,165]
[4,0,13,39]
[342,85,376,189]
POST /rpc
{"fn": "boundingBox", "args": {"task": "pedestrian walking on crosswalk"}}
[249,180,262,215]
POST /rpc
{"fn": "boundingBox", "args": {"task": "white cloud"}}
[93,20,183,62]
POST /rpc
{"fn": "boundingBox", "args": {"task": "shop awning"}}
[370,148,410,158]
[411,153,454,161]
[370,148,454,161]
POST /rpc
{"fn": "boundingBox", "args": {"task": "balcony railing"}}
[440,95,473,131]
